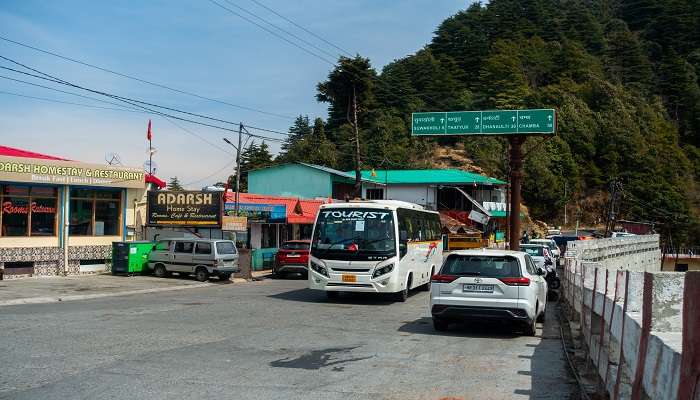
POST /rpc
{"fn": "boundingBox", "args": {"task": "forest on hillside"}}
[238,0,700,247]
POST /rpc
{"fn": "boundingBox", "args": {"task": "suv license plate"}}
[342,274,356,283]
[463,284,494,293]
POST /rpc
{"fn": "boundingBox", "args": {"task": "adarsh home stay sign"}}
[0,155,145,189]
[147,191,222,227]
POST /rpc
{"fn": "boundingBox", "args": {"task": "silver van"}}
[148,239,239,281]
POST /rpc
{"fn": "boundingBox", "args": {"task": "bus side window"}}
[398,209,410,258]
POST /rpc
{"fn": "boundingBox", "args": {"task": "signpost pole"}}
[509,136,524,251]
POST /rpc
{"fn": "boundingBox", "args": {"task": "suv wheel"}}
[195,267,210,282]
[433,318,449,332]
[524,317,537,336]
[153,264,167,278]
[219,273,232,281]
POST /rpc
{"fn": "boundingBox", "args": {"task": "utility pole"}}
[235,122,243,214]
[564,181,568,226]
[509,136,524,251]
[352,84,361,199]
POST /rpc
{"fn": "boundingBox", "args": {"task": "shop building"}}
[223,192,328,269]
[0,146,158,279]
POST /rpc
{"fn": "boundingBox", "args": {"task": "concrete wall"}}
[561,235,700,399]
[248,164,331,198]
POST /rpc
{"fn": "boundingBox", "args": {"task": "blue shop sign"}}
[224,202,286,223]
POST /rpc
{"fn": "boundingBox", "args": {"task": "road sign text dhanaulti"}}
[411,109,556,136]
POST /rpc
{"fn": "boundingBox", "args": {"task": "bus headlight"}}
[310,260,329,278]
[372,263,394,279]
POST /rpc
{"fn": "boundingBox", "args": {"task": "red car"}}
[274,240,311,277]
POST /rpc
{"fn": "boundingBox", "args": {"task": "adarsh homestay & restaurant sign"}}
[0,155,145,189]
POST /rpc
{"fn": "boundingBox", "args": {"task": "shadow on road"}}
[398,317,521,339]
[268,288,408,306]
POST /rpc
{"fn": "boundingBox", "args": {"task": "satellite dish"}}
[143,160,158,175]
[105,152,122,166]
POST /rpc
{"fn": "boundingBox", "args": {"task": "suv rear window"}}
[441,255,521,278]
[521,246,544,256]
[216,241,237,255]
[281,242,310,250]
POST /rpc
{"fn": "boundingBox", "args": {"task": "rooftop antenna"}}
[105,152,122,166]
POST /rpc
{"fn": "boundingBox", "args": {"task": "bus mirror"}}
[400,230,408,242]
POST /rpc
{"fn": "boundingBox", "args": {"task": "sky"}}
[0,0,467,188]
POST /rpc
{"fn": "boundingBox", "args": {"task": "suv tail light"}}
[431,274,457,283]
[499,277,531,286]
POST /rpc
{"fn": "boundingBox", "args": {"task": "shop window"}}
[95,201,119,235]
[0,185,57,237]
[69,189,121,236]
[366,188,384,200]
[31,198,58,236]
[70,199,94,235]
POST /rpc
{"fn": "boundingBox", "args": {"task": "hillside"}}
[271,0,700,247]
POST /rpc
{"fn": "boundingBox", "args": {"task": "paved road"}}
[0,278,576,399]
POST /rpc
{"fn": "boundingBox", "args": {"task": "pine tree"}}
[279,115,312,160]
[167,176,184,191]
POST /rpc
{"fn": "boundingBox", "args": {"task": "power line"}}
[221,0,339,60]
[0,60,287,143]
[0,89,143,113]
[0,73,244,156]
[182,159,237,186]
[0,73,146,112]
[208,0,337,66]
[0,54,292,135]
[247,0,353,57]
[0,35,295,120]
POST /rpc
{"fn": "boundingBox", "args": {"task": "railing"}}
[561,235,699,399]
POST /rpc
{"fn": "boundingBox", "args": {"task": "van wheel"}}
[394,274,412,302]
[153,264,168,278]
[195,267,210,282]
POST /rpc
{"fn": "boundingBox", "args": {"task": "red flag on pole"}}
[147,120,152,141]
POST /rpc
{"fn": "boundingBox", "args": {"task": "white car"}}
[430,249,548,336]
[530,238,561,265]
[519,243,555,273]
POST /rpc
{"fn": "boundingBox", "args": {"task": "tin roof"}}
[224,192,329,224]
[357,169,506,185]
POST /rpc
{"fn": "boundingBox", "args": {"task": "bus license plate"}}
[463,284,494,293]
[342,274,356,283]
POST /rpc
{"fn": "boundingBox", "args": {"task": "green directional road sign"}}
[412,109,556,136]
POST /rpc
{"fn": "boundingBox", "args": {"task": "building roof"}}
[357,169,506,185]
[251,162,380,184]
[0,145,68,160]
[224,191,329,224]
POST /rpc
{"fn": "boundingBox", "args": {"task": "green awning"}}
[356,169,506,186]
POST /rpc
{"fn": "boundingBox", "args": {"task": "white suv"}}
[430,249,547,335]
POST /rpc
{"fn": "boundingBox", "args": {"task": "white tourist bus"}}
[308,200,443,301]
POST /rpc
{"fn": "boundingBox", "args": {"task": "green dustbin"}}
[112,241,154,275]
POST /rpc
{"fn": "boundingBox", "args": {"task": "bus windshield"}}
[311,208,396,260]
